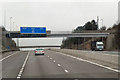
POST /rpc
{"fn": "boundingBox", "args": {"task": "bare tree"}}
[100,26,106,30]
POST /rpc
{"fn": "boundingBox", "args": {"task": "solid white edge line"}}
[16,51,30,79]
[50,58,52,59]
[56,52,120,73]
[18,75,21,77]
[17,77,20,79]
[0,51,19,61]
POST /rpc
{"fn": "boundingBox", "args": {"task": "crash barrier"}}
[0,49,19,53]
[51,49,119,69]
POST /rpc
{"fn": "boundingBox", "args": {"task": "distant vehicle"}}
[35,48,45,55]
[91,41,104,51]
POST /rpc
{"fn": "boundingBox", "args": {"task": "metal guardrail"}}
[0,49,19,53]
[51,49,119,69]
[0,50,10,53]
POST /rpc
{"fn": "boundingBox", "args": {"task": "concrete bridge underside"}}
[19,46,61,48]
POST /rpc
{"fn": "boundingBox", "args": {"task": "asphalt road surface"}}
[1,50,119,79]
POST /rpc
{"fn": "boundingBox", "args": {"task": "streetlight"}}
[4,10,6,28]
[101,19,103,27]
[101,19,103,42]
[97,16,99,30]
[13,22,15,31]
[10,17,12,31]
[16,25,18,31]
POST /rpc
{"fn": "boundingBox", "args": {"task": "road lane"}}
[45,50,119,78]
[2,51,28,78]
[17,51,30,79]
[2,50,119,79]
[22,51,67,78]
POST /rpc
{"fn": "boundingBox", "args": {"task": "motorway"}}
[1,50,119,79]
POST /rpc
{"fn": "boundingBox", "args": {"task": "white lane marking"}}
[17,77,20,79]
[56,52,120,73]
[17,51,30,79]
[50,58,52,59]
[74,79,79,80]
[57,64,61,66]
[0,51,19,61]
[53,60,56,62]
[18,75,21,77]
[48,56,49,57]
[64,69,68,73]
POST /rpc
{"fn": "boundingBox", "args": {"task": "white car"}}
[35,48,44,55]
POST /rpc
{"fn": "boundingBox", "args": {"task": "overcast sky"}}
[1,1,119,31]
[0,0,119,47]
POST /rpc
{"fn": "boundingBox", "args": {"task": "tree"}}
[107,27,112,30]
[91,20,98,30]
[84,21,92,30]
[61,19,98,49]
[76,26,84,31]
[83,20,98,30]
[100,26,106,30]
[1,26,6,31]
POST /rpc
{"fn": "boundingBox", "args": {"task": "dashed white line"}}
[64,69,68,73]
[16,51,30,79]
[53,60,56,62]
[48,55,68,73]
[0,51,19,61]
[56,52,120,73]
[57,64,61,66]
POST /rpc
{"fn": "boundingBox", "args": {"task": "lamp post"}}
[4,10,6,28]
[101,19,103,42]
[10,17,12,31]
[97,16,99,30]
[4,10,6,48]
[13,22,15,31]
[101,19,103,28]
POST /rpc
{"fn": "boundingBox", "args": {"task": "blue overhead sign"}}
[20,27,46,34]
